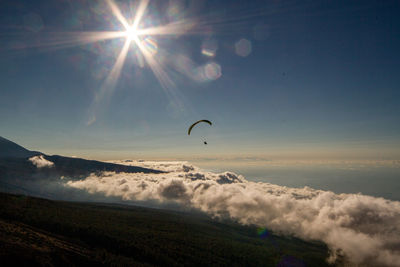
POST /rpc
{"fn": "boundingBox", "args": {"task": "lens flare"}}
[142,37,158,55]
[257,227,269,238]
[201,39,218,58]
[204,62,222,81]
[235,38,252,57]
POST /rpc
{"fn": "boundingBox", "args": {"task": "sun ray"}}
[134,36,174,90]
[131,35,189,116]
[88,38,131,124]
[132,0,150,30]
[138,20,197,36]
[104,39,131,90]
[4,31,126,52]
[106,0,130,30]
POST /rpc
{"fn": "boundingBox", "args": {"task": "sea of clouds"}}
[63,160,400,266]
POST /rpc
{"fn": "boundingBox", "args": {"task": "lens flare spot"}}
[257,227,269,238]
[201,49,215,57]
[201,39,218,57]
[204,62,221,81]
[23,12,44,32]
[235,38,252,57]
[193,62,222,82]
[142,37,158,55]
[167,2,185,21]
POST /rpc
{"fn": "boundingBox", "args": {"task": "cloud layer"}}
[66,160,400,266]
[29,155,54,168]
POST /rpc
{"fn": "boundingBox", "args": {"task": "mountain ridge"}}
[0,136,40,158]
[0,136,163,196]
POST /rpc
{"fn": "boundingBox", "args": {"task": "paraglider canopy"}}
[188,120,212,135]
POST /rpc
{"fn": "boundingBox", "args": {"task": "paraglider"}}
[188,120,212,135]
[188,120,212,145]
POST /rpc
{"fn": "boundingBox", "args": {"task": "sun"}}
[124,25,138,42]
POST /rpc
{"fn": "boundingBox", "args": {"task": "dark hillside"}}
[0,192,332,266]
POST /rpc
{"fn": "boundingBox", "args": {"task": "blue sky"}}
[1,0,399,160]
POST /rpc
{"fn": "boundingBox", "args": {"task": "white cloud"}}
[29,155,54,168]
[66,161,400,266]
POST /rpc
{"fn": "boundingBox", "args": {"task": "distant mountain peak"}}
[0,136,163,178]
[0,136,40,158]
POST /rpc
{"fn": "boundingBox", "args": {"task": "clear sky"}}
[1,0,399,160]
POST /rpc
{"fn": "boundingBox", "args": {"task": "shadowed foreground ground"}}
[0,192,332,266]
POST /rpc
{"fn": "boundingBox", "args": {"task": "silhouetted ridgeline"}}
[0,136,40,158]
[0,136,163,181]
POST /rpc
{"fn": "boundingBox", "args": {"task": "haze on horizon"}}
[0,0,399,162]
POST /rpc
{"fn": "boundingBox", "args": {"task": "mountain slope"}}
[0,136,163,195]
[0,136,39,158]
[0,192,332,266]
